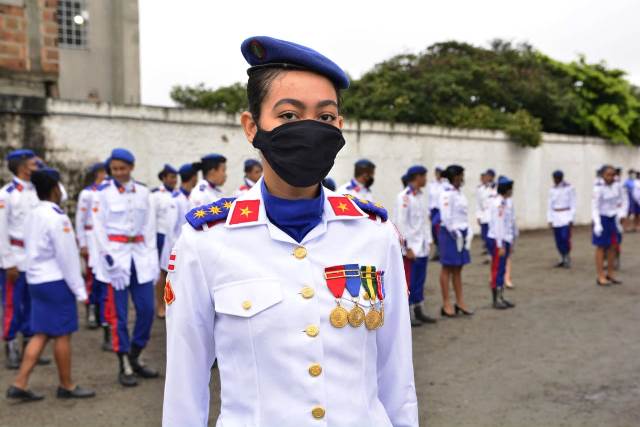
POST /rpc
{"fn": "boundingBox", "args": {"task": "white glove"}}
[464,230,473,251]
[615,217,623,234]
[593,223,603,237]
[104,254,129,291]
[454,230,464,252]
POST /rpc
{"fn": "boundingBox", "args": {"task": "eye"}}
[319,113,336,122]
[278,111,298,121]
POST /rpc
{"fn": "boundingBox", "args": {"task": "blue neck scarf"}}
[261,180,324,243]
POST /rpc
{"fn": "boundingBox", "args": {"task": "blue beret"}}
[161,164,178,175]
[497,175,514,185]
[6,149,35,161]
[485,168,496,177]
[241,36,350,90]
[201,153,226,163]
[87,162,105,174]
[110,148,135,164]
[355,159,375,168]
[244,159,262,169]
[407,165,427,176]
[33,166,60,182]
[552,170,564,178]
[178,163,196,175]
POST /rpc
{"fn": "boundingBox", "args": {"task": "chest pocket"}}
[213,278,283,318]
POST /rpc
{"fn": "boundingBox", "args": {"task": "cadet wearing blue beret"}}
[547,170,576,268]
[337,159,376,201]
[190,154,227,206]
[234,159,263,197]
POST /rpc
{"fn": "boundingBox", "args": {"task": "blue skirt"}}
[29,280,78,337]
[592,215,621,248]
[439,227,471,267]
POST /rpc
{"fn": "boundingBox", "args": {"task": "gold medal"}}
[379,305,384,328]
[365,308,382,330]
[348,304,366,327]
[330,305,349,328]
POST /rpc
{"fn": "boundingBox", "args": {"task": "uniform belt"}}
[9,238,24,247]
[84,225,93,230]
[553,207,570,212]
[108,235,144,243]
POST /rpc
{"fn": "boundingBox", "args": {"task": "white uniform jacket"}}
[190,179,224,207]
[336,178,374,202]
[75,185,99,269]
[438,181,469,233]
[159,189,191,271]
[233,178,257,198]
[163,182,418,427]
[0,177,39,271]
[547,182,576,228]
[91,179,158,285]
[24,201,87,301]
[151,186,176,236]
[488,195,516,248]
[591,180,626,228]
[475,183,496,224]
[427,180,442,211]
[393,186,432,257]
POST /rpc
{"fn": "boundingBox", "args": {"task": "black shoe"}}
[6,385,44,402]
[101,326,113,352]
[119,371,138,387]
[492,289,508,310]
[5,341,20,370]
[56,385,96,399]
[554,260,565,268]
[499,289,515,308]
[130,344,159,378]
[606,276,623,285]
[117,353,138,387]
[414,306,437,324]
[454,304,474,316]
[440,307,456,318]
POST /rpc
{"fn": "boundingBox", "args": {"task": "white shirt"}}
[488,195,517,247]
[0,176,39,271]
[547,182,576,227]
[438,181,469,232]
[25,201,87,300]
[163,183,418,427]
[233,178,257,198]
[91,179,158,284]
[475,183,496,224]
[159,188,192,271]
[591,180,626,227]
[190,179,224,207]
[427,179,443,211]
[336,178,374,202]
[393,186,432,257]
[151,185,176,235]
[75,184,101,269]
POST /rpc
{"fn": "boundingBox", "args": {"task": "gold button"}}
[293,246,307,259]
[311,406,325,419]
[305,325,319,337]
[242,300,252,310]
[308,363,322,377]
[363,293,370,300]
[301,286,315,299]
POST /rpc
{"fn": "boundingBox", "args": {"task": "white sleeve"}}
[591,186,601,227]
[75,190,90,248]
[439,190,454,232]
[52,216,87,301]
[163,227,216,427]
[491,201,505,248]
[546,189,553,223]
[476,187,484,220]
[143,191,158,256]
[91,190,110,258]
[0,190,16,269]
[569,186,577,222]
[618,185,628,218]
[376,222,418,427]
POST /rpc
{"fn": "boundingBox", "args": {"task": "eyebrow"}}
[272,98,338,110]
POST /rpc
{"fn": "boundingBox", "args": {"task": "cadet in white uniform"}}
[91,148,159,386]
[0,149,50,369]
[189,154,227,207]
[337,159,376,201]
[475,168,496,259]
[234,158,263,197]
[163,36,418,427]
[547,170,576,268]
[6,167,95,402]
[393,165,436,327]
[427,166,443,260]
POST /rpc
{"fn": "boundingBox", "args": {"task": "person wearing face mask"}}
[189,153,227,207]
[1,149,51,370]
[337,159,376,201]
[234,159,263,197]
[438,164,473,318]
[163,36,418,427]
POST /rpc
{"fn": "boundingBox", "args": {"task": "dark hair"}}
[31,171,58,200]
[244,162,262,174]
[247,67,342,122]
[355,163,375,178]
[401,175,409,187]
[202,157,226,176]
[442,164,465,182]
[180,162,201,182]
[497,182,513,195]
[158,170,177,181]
[8,158,26,175]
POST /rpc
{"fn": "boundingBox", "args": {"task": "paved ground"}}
[0,226,638,427]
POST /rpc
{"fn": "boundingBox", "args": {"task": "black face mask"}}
[252,120,345,188]
[364,176,375,188]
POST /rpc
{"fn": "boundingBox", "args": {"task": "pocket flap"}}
[213,278,283,318]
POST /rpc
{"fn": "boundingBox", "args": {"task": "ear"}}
[241,111,258,144]
[337,115,344,130]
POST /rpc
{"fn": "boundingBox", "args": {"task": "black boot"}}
[86,304,98,329]
[492,289,508,310]
[414,305,437,324]
[129,344,159,378]
[23,338,50,366]
[409,306,422,327]
[5,340,20,370]
[499,288,515,308]
[101,325,113,352]
[117,353,138,387]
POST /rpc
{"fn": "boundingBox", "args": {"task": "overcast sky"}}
[138,0,640,107]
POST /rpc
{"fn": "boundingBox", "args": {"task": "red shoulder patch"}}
[228,200,260,225]
[328,196,363,217]
[164,280,175,305]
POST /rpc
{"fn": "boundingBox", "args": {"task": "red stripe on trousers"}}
[105,285,120,352]
[490,247,500,289]
[2,276,15,340]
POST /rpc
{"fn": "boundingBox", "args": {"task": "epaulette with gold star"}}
[345,195,388,222]
[186,197,236,230]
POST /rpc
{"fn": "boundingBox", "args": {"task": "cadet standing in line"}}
[475,168,496,262]
[623,169,639,232]
[547,170,576,268]
[393,165,436,327]
[91,148,159,386]
[337,159,376,201]
[163,36,417,427]
[6,168,95,402]
[234,158,263,197]
[0,150,50,369]
[438,165,474,318]
[592,165,626,286]
[428,166,444,261]
[487,176,516,309]
[189,154,227,207]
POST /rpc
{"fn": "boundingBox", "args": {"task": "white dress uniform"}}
[439,181,470,239]
[591,180,627,234]
[488,196,517,247]
[163,182,418,427]
[0,177,39,271]
[151,186,175,239]
[547,182,576,227]
[393,186,432,257]
[427,179,443,212]
[75,185,99,269]
[336,178,374,202]
[475,183,496,225]
[91,180,158,287]
[189,179,224,208]
[159,189,191,272]
[25,201,87,300]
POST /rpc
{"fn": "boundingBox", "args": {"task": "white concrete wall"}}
[43,99,640,230]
